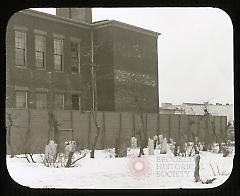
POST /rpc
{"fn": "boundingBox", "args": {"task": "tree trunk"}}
[134,96,147,157]
[6,114,14,157]
[65,151,74,167]
[194,154,201,182]
[90,112,101,158]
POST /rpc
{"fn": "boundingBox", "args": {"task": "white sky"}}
[31,8,234,105]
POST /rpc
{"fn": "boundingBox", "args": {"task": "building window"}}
[54,39,63,71]
[35,35,45,68]
[15,31,26,66]
[36,93,47,109]
[16,91,27,108]
[55,94,64,110]
[72,95,80,110]
[71,42,80,73]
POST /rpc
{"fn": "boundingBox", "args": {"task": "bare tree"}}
[134,96,148,157]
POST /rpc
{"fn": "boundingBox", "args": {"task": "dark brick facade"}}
[94,23,159,112]
[6,9,159,112]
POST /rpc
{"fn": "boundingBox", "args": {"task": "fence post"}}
[178,115,181,140]
[70,110,73,140]
[168,115,171,141]
[27,109,31,153]
[205,115,209,143]
[119,112,122,138]
[187,115,190,141]
[145,113,148,138]
[157,112,160,136]
[88,112,91,149]
[102,112,106,149]
[132,112,135,137]
[197,116,200,138]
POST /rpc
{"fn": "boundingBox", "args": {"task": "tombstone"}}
[64,141,76,157]
[153,135,158,149]
[158,134,163,144]
[160,137,167,154]
[64,141,77,167]
[44,140,57,163]
[148,138,154,155]
[198,142,204,151]
[131,137,138,149]
[109,148,115,158]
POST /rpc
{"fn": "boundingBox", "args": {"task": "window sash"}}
[15,48,25,66]
[54,39,63,55]
[16,91,27,108]
[54,39,63,71]
[15,31,26,66]
[72,95,80,110]
[35,35,45,51]
[36,51,44,68]
[55,94,64,110]
[71,42,80,73]
[36,93,47,109]
[54,54,63,71]
[15,31,25,49]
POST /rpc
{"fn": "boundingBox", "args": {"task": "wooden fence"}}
[6,109,227,154]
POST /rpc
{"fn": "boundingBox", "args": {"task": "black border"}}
[1,0,239,196]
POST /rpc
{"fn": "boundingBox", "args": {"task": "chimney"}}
[56,8,92,23]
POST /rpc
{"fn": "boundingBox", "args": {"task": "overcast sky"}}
[31,8,234,105]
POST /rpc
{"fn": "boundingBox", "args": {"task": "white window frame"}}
[53,37,64,72]
[71,41,81,74]
[35,34,46,69]
[15,30,27,67]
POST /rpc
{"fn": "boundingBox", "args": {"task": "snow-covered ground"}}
[6,148,234,189]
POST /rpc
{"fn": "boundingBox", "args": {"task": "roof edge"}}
[92,20,160,37]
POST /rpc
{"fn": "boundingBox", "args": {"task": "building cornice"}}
[92,20,160,38]
[18,9,91,30]
[18,9,160,38]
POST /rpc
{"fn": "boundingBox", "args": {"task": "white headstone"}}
[158,134,163,144]
[153,135,158,141]
[212,143,219,153]
[44,140,57,163]
[131,137,137,149]
[160,137,167,154]
[63,141,76,164]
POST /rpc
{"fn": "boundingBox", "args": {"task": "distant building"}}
[6,8,159,112]
[161,102,234,123]
[159,103,184,114]
[181,102,234,123]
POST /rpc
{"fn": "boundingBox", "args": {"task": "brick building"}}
[6,8,159,112]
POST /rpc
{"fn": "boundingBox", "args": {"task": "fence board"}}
[6,109,228,154]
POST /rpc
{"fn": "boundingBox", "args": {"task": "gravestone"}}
[160,137,167,154]
[44,140,57,163]
[64,141,77,167]
[158,134,163,144]
[131,137,137,149]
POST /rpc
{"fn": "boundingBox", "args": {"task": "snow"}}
[6,148,234,189]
